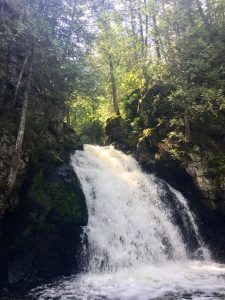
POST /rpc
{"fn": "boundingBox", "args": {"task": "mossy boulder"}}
[26,163,87,233]
[105,115,136,152]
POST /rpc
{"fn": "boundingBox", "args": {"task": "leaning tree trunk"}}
[13,55,29,106]
[108,55,119,115]
[6,56,32,205]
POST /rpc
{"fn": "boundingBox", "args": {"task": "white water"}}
[32,145,225,299]
[73,145,209,270]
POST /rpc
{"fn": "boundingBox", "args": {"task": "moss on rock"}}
[27,170,82,233]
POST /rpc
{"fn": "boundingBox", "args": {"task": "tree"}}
[0,0,95,204]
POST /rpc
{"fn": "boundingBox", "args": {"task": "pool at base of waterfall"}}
[29,261,225,300]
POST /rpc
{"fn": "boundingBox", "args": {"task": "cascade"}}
[31,145,225,300]
[72,144,209,272]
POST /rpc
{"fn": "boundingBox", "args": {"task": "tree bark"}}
[3,44,12,104]
[137,0,145,53]
[127,0,141,64]
[144,0,148,49]
[136,0,150,85]
[152,13,161,60]
[184,109,191,142]
[128,0,136,37]
[195,0,211,31]
[66,105,71,126]
[108,54,119,115]
[63,0,77,60]
[6,55,33,203]
[13,55,29,106]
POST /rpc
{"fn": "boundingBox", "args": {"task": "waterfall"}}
[31,145,225,300]
[71,145,210,272]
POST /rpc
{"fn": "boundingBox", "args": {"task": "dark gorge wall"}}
[0,109,88,288]
[0,87,225,289]
[104,90,225,262]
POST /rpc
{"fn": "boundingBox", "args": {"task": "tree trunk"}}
[195,0,211,31]
[184,109,191,142]
[6,55,33,204]
[127,0,141,64]
[136,0,150,85]
[108,55,119,115]
[144,0,148,49]
[3,44,12,105]
[66,105,71,126]
[13,55,29,106]
[63,0,77,60]
[137,0,145,53]
[152,13,161,60]
[128,0,136,37]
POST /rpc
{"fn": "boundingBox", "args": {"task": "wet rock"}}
[186,151,213,201]
[104,115,137,153]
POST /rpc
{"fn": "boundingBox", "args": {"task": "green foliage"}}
[69,95,105,144]
[42,150,64,164]
[27,170,82,232]
[62,133,83,151]
[139,128,153,142]
[1,0,225,201]
[160,132,186,161]
[208,153,225,178]
[208,151,225,200]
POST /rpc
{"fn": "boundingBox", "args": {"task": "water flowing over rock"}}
[27,145,225,300]
[72,145,210,271]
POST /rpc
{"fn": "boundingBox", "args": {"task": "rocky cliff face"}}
[109,87,225,215]
[0,106,88,288]
[0,145,88,286]
[104,114,225,262]
[137,136,225,214]
[186,149,225,211]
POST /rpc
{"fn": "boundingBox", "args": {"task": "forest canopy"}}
[1,0,225,160]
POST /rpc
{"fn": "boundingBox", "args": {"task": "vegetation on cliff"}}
[0,0,98,214]
[1,0,225,208]
[88,0,225,209]
[0,0,225,286]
